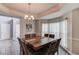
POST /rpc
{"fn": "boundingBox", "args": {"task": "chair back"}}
[22,41,31,55]
[47,38,61,55]
[25,34,30,38]
[56,38,61,49]
[18,38,22,47]
[31,34,36,38]
[49,34,55,38]
[17,38,24,55]
[18,37,31,55]
[44,34,49,37]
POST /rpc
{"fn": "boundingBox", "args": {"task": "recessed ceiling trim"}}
[1,3,63,19]
[37,4,63,17]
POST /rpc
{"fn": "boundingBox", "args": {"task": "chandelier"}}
[24,3,34,22]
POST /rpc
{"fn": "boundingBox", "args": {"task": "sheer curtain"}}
[49,22,60,38]
[42,23,48,36]
[60,20,67,49]
[1,24,10,40]
[0,16,20,40]
[15,24,20,38]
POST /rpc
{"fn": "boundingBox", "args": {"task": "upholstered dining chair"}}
[31,34,36,38]
[21,41,44,55]
[44,34,49,37]
[18,37,44,55]
[56,38,61,54]
[25,34,30,38]
[21,41,31,55]
[48,38,61,55]
[17,38,24,55]
[49,34,55,38]
[18,37,31,55]
[41,38,61,55]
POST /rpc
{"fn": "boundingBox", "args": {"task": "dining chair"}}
[44,34,49,37]
[22,41,43,55]
[56,38,61,54]
[17,37,24,55]
[21,41,31,55]
[18,38,31,55]
[49,34,55,38]
[18,37,40,55]
[41,38,61,55]
[25,34,30,38]
[31,34,36,38]
[47,38,61,55]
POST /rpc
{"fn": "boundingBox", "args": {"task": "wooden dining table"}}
[22,36,57,50]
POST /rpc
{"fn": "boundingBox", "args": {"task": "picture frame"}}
[26,23,32,31]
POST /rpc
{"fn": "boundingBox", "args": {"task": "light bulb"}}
[30,15,34,20]
[30,15,33,18]
[24,15,28,19]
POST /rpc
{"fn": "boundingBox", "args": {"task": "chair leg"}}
[20,48,23,55]
[57,49,59,55]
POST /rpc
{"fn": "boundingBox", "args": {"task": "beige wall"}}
[35,20,42,36]
[72,8,79,54]
[72,40,79,54]
[20,19,35,38]
[34,19,49,36]
[72,8,79,39]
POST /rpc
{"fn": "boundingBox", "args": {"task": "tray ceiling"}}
[3,3,57,14]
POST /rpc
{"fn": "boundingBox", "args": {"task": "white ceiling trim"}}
[40,4,79,19]
[0,4,26,18]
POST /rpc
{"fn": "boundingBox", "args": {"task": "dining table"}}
[22,36,58,50]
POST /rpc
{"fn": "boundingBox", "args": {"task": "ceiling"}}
[1,3,79,20]
[40,3,79,19]
[3,3,57,14]
[0,3,63,19]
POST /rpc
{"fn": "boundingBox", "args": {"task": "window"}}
[1,24,10,39]
[0,16,20,40]
[60,20,67,49]
[16,24,20,38]
[49,22,60,38]
[42,23,48,36]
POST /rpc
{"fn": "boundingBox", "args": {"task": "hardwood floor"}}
[0,39,69,55]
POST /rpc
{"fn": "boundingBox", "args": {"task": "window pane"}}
[1,24,10,39]
[60,20,67,49]
[16,24,20,38]
[42,23,48,36]
[49,22,60,38]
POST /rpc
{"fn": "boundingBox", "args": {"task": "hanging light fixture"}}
[24,3,35,22]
